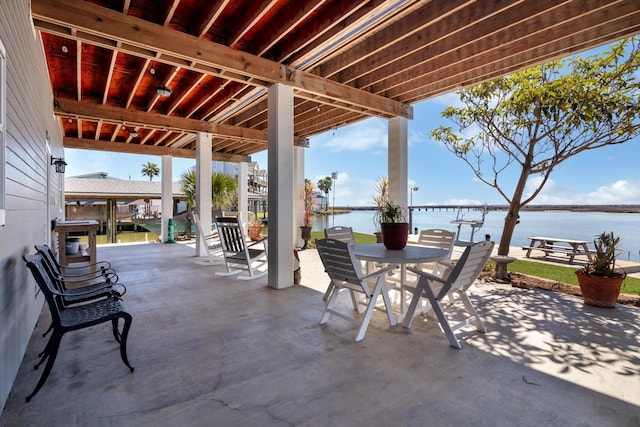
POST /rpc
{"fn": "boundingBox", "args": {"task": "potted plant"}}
[379,201,409,250]
[247,212,264,241]
[371,177,388,243]
[300,179,315,250]
[575,231,626,308]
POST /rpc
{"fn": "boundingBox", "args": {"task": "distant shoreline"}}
[334,205,640,214]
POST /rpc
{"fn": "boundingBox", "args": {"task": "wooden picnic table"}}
[522,236,594,264]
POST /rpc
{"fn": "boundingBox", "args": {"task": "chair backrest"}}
[192,213,218,244]
[33,244,72,292]
[316,238,366,292]
[416,229,455,255]
[23,253,64,326]
[215,216,248,254]
[324,226,355,245]
[34,244,63,276]
[441,240,494,296]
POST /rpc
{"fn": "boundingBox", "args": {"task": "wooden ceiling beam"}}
[54,98,309,147]
[196,0,230,37]
[63,136,249,162]
[334,0,529,88]
[383,4,640,101]
[361,0,607,93]
[255,0,326,56]
[400,21,640,105]
[228,0,278,49]
[281,0,387,67]
[55,98,267,141]
[318,0,492,79]
[32,0,410,119]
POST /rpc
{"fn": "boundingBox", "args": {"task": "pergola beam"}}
[55,99,268,142]
[63,137,250,163]
[32,0,411,119]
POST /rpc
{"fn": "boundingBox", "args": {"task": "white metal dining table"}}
[352,243,449,320]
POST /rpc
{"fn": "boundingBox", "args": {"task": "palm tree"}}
[179,168,239,237]
[317,176,332,211]
[141,161,160,182]
[179,168,196,238]
[211,172,238,210]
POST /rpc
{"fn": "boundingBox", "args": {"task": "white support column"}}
[294,146,305,248]
[238,161,248,233]
[388,117,408,210]
[160,155,173,242]
[195,132,212,257]
[267,83,295,289]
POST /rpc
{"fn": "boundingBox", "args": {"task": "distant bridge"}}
[338,205,640,213]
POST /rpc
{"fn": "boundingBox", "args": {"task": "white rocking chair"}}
[192,213,224,266]
[215,216,268,280]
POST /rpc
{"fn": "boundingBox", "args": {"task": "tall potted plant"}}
[371,177,388,243]
[575,231,626,308]
[379,201,409,250]
[300,179,315,250]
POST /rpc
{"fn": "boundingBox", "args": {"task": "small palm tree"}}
[141,161,160,182]
[179,168,238,237]
[211,172,238,210]
[179,168,196,238]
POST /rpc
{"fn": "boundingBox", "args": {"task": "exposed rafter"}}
[31,0,640,159]
[54,99,309,147]
[64,137,249,162]
[32,0,411,119]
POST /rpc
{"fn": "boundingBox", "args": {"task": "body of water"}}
[314,209,640,262]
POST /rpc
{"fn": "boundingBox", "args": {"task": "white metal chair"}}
[192,213,224,265]
[402,240,494,348]
[316,238,396,342]
[215,216,268,280]
[322,226,357,301]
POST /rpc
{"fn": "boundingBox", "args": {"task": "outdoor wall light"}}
[129,129,139,138]
[156,86,172,97]
[51,157,67,174]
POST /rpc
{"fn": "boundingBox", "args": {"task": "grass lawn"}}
[309,231,640,296]
[509,260,640,296]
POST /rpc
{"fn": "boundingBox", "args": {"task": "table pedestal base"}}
[490,255,517,282]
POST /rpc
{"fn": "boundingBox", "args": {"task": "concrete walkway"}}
[2,242,639,426]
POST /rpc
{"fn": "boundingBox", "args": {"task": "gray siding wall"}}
[0,0,65,409]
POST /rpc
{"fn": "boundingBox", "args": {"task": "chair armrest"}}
[408,266,455,299]
[407,266,446,284]
[361,265,397,281]
[435,260,455,270]
[59,261,112,273]
[248,237,267,248]
[58,269,119,284]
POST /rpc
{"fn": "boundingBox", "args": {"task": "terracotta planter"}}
[248,225,263,241]
[575,271,625,308]
[381,222,409,250]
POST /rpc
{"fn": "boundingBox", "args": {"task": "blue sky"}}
[65,46,640,207]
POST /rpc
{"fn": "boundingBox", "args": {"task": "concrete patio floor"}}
[1,241,639,426]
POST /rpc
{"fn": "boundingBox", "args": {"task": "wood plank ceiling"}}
[32,0,640,162]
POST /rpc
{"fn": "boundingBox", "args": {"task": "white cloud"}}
[526,177,640,204]
[583,180,640,204]
[444,198,486,206]
[434,92,464,108]
[313,119,387,153]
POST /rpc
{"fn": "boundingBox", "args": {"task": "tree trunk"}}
[498,163,532,256]
[184,205,193,238]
